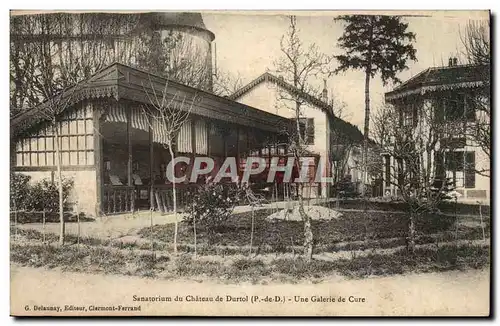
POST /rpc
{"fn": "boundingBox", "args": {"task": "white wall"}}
[236,82,331,197]
[17,170,97,216]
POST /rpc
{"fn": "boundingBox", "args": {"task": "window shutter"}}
[465,96,476,121]
[306,118,314,145]
[464,151,476,188]
[434,99,444,123]
[412,105,418,127]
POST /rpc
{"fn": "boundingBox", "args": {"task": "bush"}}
[184,183,241,242]
[10,173,74,222]
[26,177,74,213]
[10,173,31,209]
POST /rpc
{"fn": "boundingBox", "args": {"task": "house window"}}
[14,105,94,167]
[402,106,417,127]
[464,151,476,188]
[297,118,315,145]
[445,151,464,188]
[443,93,475,122]
[403,111,413,127]
[384,155,391,187]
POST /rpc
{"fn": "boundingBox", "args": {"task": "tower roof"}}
[143,12,215,41]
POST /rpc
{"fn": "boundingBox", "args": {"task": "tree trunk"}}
[168,143,178,255]
[299,190,313,262]
[193,207,197,259]
[361,70,371,198]
[408,210,416,254]
[55,127,65,245]
[249,205,255,256]
[294,99,314,262]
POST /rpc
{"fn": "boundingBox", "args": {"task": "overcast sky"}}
[203,11,489,129]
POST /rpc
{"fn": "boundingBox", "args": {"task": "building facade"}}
[384,61,490,202]
[228,72,365,198]
[11,63,291,216]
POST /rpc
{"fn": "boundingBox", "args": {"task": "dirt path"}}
[15,211,184,240]
[10,265,489,316]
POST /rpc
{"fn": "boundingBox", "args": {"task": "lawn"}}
[10,206,491,283]
[137,208,490,255]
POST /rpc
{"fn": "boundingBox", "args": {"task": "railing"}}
[151,184,199,213]
[102,182,317,215]
[102,185,135,214]
[102,184,200,215]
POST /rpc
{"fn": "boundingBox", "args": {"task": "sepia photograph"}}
[8,9,491,316]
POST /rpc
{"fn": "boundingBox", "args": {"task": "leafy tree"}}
[334,15,417,197]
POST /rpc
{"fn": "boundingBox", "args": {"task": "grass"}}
[333,244,490,278]
[12,210,489,257]
[11,242,489,281]
[10,205,490,283]
[318,199,491,216]
[10,243,170,278]
[137,209,489,253]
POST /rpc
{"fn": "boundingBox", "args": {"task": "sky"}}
[203,11,489,129]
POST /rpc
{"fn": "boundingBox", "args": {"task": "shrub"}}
[10,174,74,222]
[26,177,74,213]
[184,183,241,242]
[10,173,31,210]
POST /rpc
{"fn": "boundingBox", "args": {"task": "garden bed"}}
[320,198,491,216]
[10,241,490,281]
[138,209,468,249]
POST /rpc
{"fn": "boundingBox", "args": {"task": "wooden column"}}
[206,120,211,157]
[127,107,132,186]
[189,118,197,183]
[191,118,197,156]
[126,106,134,212]
[149,122,154,210]
[223,126,228,157]
[236,127,240,177]
[93,102,103,217]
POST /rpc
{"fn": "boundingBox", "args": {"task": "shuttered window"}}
[296,118,315,145]
[464,151,476,188]
[305,118,315,145]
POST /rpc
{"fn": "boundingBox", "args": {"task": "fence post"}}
[42,209,46,243]
[76,202,80,248]
[13,199,18,240]
[479,203,485,242]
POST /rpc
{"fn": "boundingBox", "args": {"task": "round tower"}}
[141,12,215,90]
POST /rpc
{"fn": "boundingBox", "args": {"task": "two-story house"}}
[228,72,365,198]
[384,59,490,202]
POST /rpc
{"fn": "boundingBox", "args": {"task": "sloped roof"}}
[10,63,290,139]
[142,12,215,41]
[385,64,489,101]
[229,72,365,143]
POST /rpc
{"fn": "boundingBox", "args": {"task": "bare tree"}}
[212,68,244,97]
[34,70,80,245]
[10,13,139,114]
[10,13,213,117]
[142,76,195,255]
[274,16,332,262]
[460,20,490,177]
[374,100,457,253]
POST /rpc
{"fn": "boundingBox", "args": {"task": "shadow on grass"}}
[11,241,489,282]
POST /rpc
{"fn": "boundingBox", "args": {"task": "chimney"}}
[322,79,328,103]
[453,57,458,66]
[448,57,453,67]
